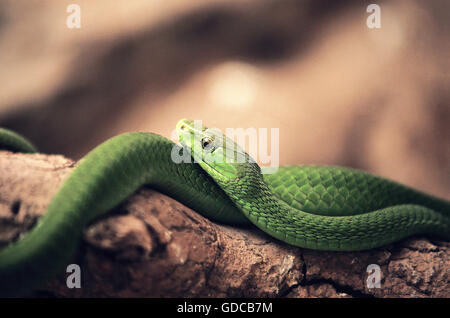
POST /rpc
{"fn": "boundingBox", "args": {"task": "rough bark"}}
[0,151,448,298]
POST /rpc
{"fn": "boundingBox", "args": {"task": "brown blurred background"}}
[0,0,449,199]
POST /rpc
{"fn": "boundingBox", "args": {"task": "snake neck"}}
[216,162,291,225]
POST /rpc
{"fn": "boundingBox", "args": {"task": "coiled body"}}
[222,163,449,251]
[0,127,449,296]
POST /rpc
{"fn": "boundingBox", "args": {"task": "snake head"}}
[176,119,258,184]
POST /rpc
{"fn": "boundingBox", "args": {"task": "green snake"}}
[0,120,449,296]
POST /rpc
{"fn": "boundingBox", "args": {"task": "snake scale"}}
[0,119,449,296]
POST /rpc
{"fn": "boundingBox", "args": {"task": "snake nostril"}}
[11,200,21,215]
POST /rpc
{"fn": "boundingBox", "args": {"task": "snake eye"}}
[180,125,186,130]
[201,137,213,151]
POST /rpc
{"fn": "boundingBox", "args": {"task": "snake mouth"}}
[175,118,195,133]
[175,118,199,151]
[176,119,241,182]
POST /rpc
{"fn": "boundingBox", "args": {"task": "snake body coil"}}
[0,122,449,296]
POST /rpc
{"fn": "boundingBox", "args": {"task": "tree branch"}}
[0,151,448,297]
